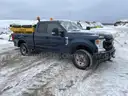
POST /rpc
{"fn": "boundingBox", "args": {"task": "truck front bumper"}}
[93,48,116,63]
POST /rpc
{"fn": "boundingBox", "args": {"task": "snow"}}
[0,20,39,27]
[0,34,11,41]
[114,19,128,27]
[0,40,14,53]
[79,21,90,28]
[45,29,128,96]
[77,21,119,37]
[0,20,128,96]
[91,26,119,37]
[117,19,128,22]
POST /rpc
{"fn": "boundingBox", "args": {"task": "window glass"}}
[47,23,62,33]
[61,21,82,32]
[37,23,46,33]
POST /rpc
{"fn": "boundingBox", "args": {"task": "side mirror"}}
[86,27,91,30]
[60,31,65,37]
[52,28,59,36]
[52,28,65,37]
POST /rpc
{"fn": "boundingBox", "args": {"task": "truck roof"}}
[39,19,72,23]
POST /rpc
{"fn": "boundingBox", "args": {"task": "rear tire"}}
[20,43,30,56]
[72,49,93,70]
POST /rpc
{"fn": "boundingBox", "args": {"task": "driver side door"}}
[46,22,66,52]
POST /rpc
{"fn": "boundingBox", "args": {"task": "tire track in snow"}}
[36,61,98,96]
[0,48,98,96]
[0,50,73,96]
[0,59,69,96]
[0,48,20,67]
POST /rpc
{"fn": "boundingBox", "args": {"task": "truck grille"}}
[103,39,113,51]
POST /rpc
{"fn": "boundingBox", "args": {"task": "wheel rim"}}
[21,45,27,55]
[74,53,88,67]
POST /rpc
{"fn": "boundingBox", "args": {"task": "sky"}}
[0,0,128,23]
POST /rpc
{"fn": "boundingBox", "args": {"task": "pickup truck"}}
[11,20,115,70]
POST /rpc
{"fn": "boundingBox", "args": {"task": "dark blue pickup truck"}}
[12,20,115,70]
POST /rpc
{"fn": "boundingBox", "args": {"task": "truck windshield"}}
[61,21,82,32]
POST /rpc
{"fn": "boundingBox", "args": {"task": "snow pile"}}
[91,22,104,27]
[0,27,11,35]
[81,24,119,37]
[79,21,103,28]
[0,39,14,53]
[75,21,118,37]
[0,27,12,41]
[114,19,128,27]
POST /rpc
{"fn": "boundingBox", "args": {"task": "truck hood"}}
[68,30,98,36]
[67,29,113,40]
[67,30,99,40]
[84,27,118,38]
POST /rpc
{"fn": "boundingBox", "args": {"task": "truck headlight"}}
[95,39,105,52]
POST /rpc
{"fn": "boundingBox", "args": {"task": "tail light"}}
[11,33,14,41]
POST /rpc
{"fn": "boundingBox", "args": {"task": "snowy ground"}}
[0,25,128,96]
[0,40,14,54]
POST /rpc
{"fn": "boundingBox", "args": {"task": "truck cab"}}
[11,20,115,70]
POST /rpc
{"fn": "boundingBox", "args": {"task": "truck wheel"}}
[20,43,30,56]
[72,49,92,70]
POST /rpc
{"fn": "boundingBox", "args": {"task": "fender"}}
[15,34,33,48]
[17,35,27,46]
[17,39,26,47]
[69,39,97,54]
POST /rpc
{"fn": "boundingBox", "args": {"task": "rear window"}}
[37,23,46,33]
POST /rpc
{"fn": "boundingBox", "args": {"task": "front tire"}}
[20,43,30,56]
[72,49,93,70]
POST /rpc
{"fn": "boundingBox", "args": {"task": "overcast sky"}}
[0,0,128,22]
